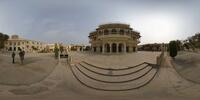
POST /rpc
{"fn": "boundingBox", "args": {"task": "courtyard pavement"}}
[0,51,200,100]
[172,51,200,83]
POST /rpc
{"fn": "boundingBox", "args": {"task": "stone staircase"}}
[69,61,159,91]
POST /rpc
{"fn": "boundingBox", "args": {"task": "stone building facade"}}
[4,35,45,53]
[89,23,141,53]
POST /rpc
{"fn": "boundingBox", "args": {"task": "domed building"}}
[89,23,141,53]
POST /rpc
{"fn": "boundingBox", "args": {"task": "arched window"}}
[126,30,130,36]
[104,30,109,35]
[111,29,117,34]
[93,37,96,41]
[119,30,124,35]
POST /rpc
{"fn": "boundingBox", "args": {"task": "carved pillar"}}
[124,42,126,53]
[102,44,105,54]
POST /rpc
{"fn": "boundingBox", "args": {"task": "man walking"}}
[12,51,15,64]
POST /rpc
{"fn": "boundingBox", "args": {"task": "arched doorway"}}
[93,47,96,52]
[13,47,16,51]
[9,47,12,51]
[112,43,117,53]
[133,47,136,52]
[126,46,129,52]
[118,43,123,53]
[100,46,102,52]
[105,43,110,53]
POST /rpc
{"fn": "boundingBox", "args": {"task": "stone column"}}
[102,44,105,54]
[16,46,18,51]
[96,46,99,52]
[109,43,112,53]
[124,42,126,53]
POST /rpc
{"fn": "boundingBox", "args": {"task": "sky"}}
[0,0,200,45]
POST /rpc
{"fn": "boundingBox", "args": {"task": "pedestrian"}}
[19,50,25,64]
[12,51,15,64]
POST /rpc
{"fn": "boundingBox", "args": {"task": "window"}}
[111,29,117,34]
[120,30,124,35]
[104,30,109,35]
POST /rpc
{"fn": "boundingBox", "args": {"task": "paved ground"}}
[172,51,200,83]
[0,51,200,100]
[70,51,160,68]
[0,53,57,85]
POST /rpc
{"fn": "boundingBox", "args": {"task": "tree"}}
[0,33,9,49]
[176,40,183,51]
[187,33,200,49]
[169,41,178,58]
[54,44,59,59]
[60,45,64,54]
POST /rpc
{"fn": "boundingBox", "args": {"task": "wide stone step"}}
[70,63,158,91]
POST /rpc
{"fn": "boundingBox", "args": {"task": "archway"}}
[133,47,136,52]
[118,43,123,53]
[93,47,96,52]
[126,46,129,52]
[13,47,16,51]
[100,46,102,52]
[112,43,117,53]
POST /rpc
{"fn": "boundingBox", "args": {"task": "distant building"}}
[70,44,85,51]
[45,43,71,53]
[138,43,166,51]
[4,35,45,53]
[45,44,56,52]
[89,23,141,53]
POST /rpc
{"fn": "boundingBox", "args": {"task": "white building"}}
[4,35,46,53]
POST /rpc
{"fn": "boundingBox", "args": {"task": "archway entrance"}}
[112,43,117,53]
[100,46,102,52]
[133,47,136,52]
[93,47,96,52]
[126,46,129,52]
[13,47,16,51]
[118,43,123,53]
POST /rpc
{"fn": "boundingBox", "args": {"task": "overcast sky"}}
[0,0,199,44]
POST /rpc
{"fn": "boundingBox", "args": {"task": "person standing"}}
[19,50,25,64]
[12,52,15,64]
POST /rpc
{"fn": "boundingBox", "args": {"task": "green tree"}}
[0,33,9,49]
[169,41,178,58]
[54,44,59,59]
[188,33,200,49]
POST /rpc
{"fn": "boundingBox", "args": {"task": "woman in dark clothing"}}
[12,52,15,64]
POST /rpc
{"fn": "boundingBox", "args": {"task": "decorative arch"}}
[118,43,124,52]
[112,43,117,53]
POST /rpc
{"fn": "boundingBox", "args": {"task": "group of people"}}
[12,50,25,64]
